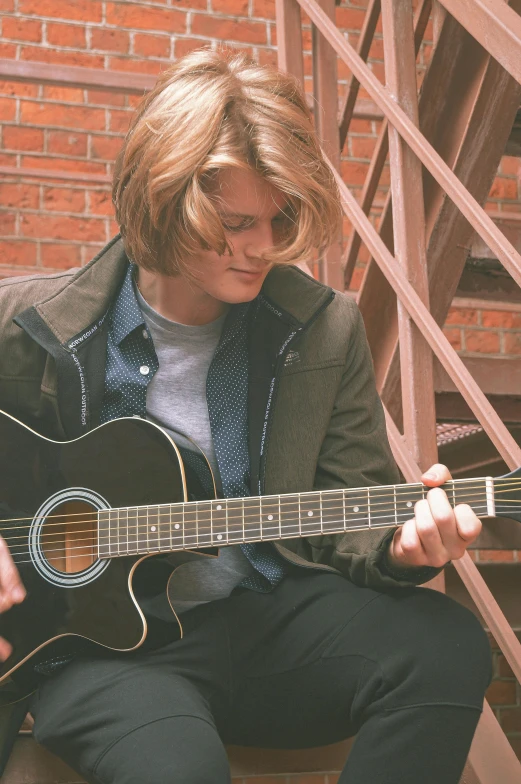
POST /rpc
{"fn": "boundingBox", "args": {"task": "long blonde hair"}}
[112,46,343,275]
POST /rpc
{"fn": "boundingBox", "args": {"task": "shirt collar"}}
[110,262,145,346]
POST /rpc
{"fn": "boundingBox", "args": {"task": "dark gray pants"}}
[30,565,492,784]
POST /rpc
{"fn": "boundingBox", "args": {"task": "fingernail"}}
[424,472,436,480]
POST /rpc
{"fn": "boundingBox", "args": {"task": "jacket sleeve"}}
[311,300,444,590]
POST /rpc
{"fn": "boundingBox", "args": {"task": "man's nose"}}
[245,221,274,256]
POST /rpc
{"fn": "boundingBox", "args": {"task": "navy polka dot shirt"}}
[100,263,287,593]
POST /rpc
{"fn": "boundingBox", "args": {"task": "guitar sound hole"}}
[40,500,97,574]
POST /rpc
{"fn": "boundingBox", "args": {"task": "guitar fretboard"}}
[97,478,493,558]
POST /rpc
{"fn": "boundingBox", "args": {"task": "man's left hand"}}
[386,463,482,571]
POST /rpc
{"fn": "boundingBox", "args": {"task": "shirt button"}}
[140,365,150,375]
[142,329,149,339]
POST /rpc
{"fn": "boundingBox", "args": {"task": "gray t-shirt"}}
[135,288,257,613]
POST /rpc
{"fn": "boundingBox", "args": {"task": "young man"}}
[0,49,491,783]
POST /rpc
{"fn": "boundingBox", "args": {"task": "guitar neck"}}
[97,477,495,559]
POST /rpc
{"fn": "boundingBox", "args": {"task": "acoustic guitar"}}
[0,409,519,699]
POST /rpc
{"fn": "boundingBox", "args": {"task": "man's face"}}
[186,167,289,304]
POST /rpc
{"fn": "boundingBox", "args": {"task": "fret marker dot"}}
[267,514,273,521]
[217,504,222,511]
[406,501,413,508]
[353,506,359,513]
[174,523,180,529]
[150,526,156,532]
[217,534,223,540]
[307,511,313,517]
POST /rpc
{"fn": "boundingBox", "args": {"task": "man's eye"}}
[223,222,251,233]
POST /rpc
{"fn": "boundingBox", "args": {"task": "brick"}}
[133,33,171,58]
[108,56,164,75]
[2,16,42,42]
[501,707,521,733]
[43,186,86,213]
[0,0,14,9]
[445,307,479,326]
[42,86,84,104]
[105,3,186,33]
[489,176,518,201]
[504,332,521,355]
[46,21,86,48]
[41,242,82,268]
[109,109,132,133]
[0,97,16,121]
[2,126,44,152]
[192,15,267,44]
[443,327,462,351]
[464,329,500,354]
[0,43,17,59]
[0,79,39,97]
[486,679,517,706]
[350,119,374,134]
[21,213,106,242]
[498,655,515,678]
[252,0,275,19]
[87,90,127,107]
[90,28,130,54]
[340,160,369,186]
[88,190,115,216]
[19,0,103,22]
[501,156,520,177]
[335,6,366,29]
[173,38,210,58]
[21,46,104,69]
[21,155,107,176]
[90,134,123,161]
[478,550,515,562]
[0,212,16,235]
[212,0,249,15]
[169,0,207,10]
[48,130,88,156]
[21,101,106,131]
[350,136,377,160]
[482,310,521,329]
[369,36,384,61]
[0,152,17,166]
[0,240,37,266]
[0,182,39,209]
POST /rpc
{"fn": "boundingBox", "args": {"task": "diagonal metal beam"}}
[357,11,521,424]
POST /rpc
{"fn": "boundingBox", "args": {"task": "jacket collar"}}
[24,234,334,344]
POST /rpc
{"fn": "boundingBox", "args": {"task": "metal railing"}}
[275,0,521,780]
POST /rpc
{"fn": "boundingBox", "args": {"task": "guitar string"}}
[7,503,502,565]
[0,484,503,541]
[12,499,521,561]
[1,484,520,545]
[0,478,517,533]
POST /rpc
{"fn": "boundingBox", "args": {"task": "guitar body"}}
[0,412,203,698]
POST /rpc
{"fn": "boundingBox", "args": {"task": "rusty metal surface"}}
[294,0,521,290]
[330,158,521,469]
[438,0,521,86]
[343,0,431,289]
[381,0,437,470]
[358,10,521,425]
[311,0,344,289]
[275,0,305,89]
[338,0,381,150]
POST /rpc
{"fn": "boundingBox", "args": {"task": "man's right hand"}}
[0,535,26,661]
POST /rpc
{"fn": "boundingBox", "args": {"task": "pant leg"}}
[29,600,234,784]
[219,567,492,784]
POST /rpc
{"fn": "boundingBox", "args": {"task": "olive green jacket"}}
[0,234,440,590]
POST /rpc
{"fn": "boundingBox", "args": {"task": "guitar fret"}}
[196,501,213,547]
[260,495,279,541]
[227,499,243,544]
[183,502,197,548]
[367,487,371,529]
[98,509,110,558]
[212,500,227,545]
[244,497,261,543]
[170,503,183,551]
[321,490,345,534]
[299,492,321,536]
[127,506,138,554]
[148,505,160,552]
[279,494,300,540]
